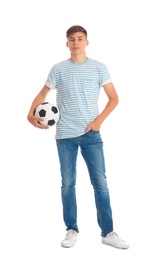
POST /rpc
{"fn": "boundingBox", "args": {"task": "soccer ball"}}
[34,102,60,126]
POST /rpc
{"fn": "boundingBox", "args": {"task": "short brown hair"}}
[66,25,87,38]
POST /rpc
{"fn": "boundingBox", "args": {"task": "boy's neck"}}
[70,53,88,64]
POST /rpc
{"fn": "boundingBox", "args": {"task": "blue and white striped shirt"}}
[45,58,111,139]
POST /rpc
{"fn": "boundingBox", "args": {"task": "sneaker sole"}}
[102,240,129,249]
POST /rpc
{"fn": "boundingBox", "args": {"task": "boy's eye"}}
[69,38,83,42]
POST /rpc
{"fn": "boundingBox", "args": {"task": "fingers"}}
[34,117,49,129]
[85,120,100,132]
[85,124,92,132]
[36,124,49,129]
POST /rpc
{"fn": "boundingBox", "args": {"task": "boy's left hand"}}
[85,120,101,132]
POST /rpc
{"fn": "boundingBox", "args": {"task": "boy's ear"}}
[66,42,68,47]
[86,40,89,46]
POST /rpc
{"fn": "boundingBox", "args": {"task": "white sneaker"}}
[102,231,129,249]
[61,229,78,248]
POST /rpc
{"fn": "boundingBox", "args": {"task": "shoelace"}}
[109,231,118,236]
[109,231,125,242]
[65,230,76,240]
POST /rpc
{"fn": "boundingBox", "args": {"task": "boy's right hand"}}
[27,115,49,129]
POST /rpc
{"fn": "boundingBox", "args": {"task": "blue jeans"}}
[56,130,113,237]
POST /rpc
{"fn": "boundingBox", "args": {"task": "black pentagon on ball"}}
[48,119,55,126]
[51,106,58,114]
[39,109,46,117]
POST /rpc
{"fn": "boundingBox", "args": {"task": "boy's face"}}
[66,32,89,54]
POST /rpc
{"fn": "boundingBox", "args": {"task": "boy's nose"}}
[74,40,78,44]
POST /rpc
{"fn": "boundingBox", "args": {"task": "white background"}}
[0,0,163,259]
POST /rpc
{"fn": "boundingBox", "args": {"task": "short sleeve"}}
[99,63,112,87]
[45,66,57,89]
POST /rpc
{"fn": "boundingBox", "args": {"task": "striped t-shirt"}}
[45,58,111,139]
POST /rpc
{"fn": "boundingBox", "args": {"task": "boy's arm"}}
[85,82,119,132]
[27,85,52,129]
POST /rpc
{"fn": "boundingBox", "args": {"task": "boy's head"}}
[66,25,87,39]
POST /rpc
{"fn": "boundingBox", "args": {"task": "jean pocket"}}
[90,129,99,133]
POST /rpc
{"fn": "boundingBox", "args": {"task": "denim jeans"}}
[56,130,113,237]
